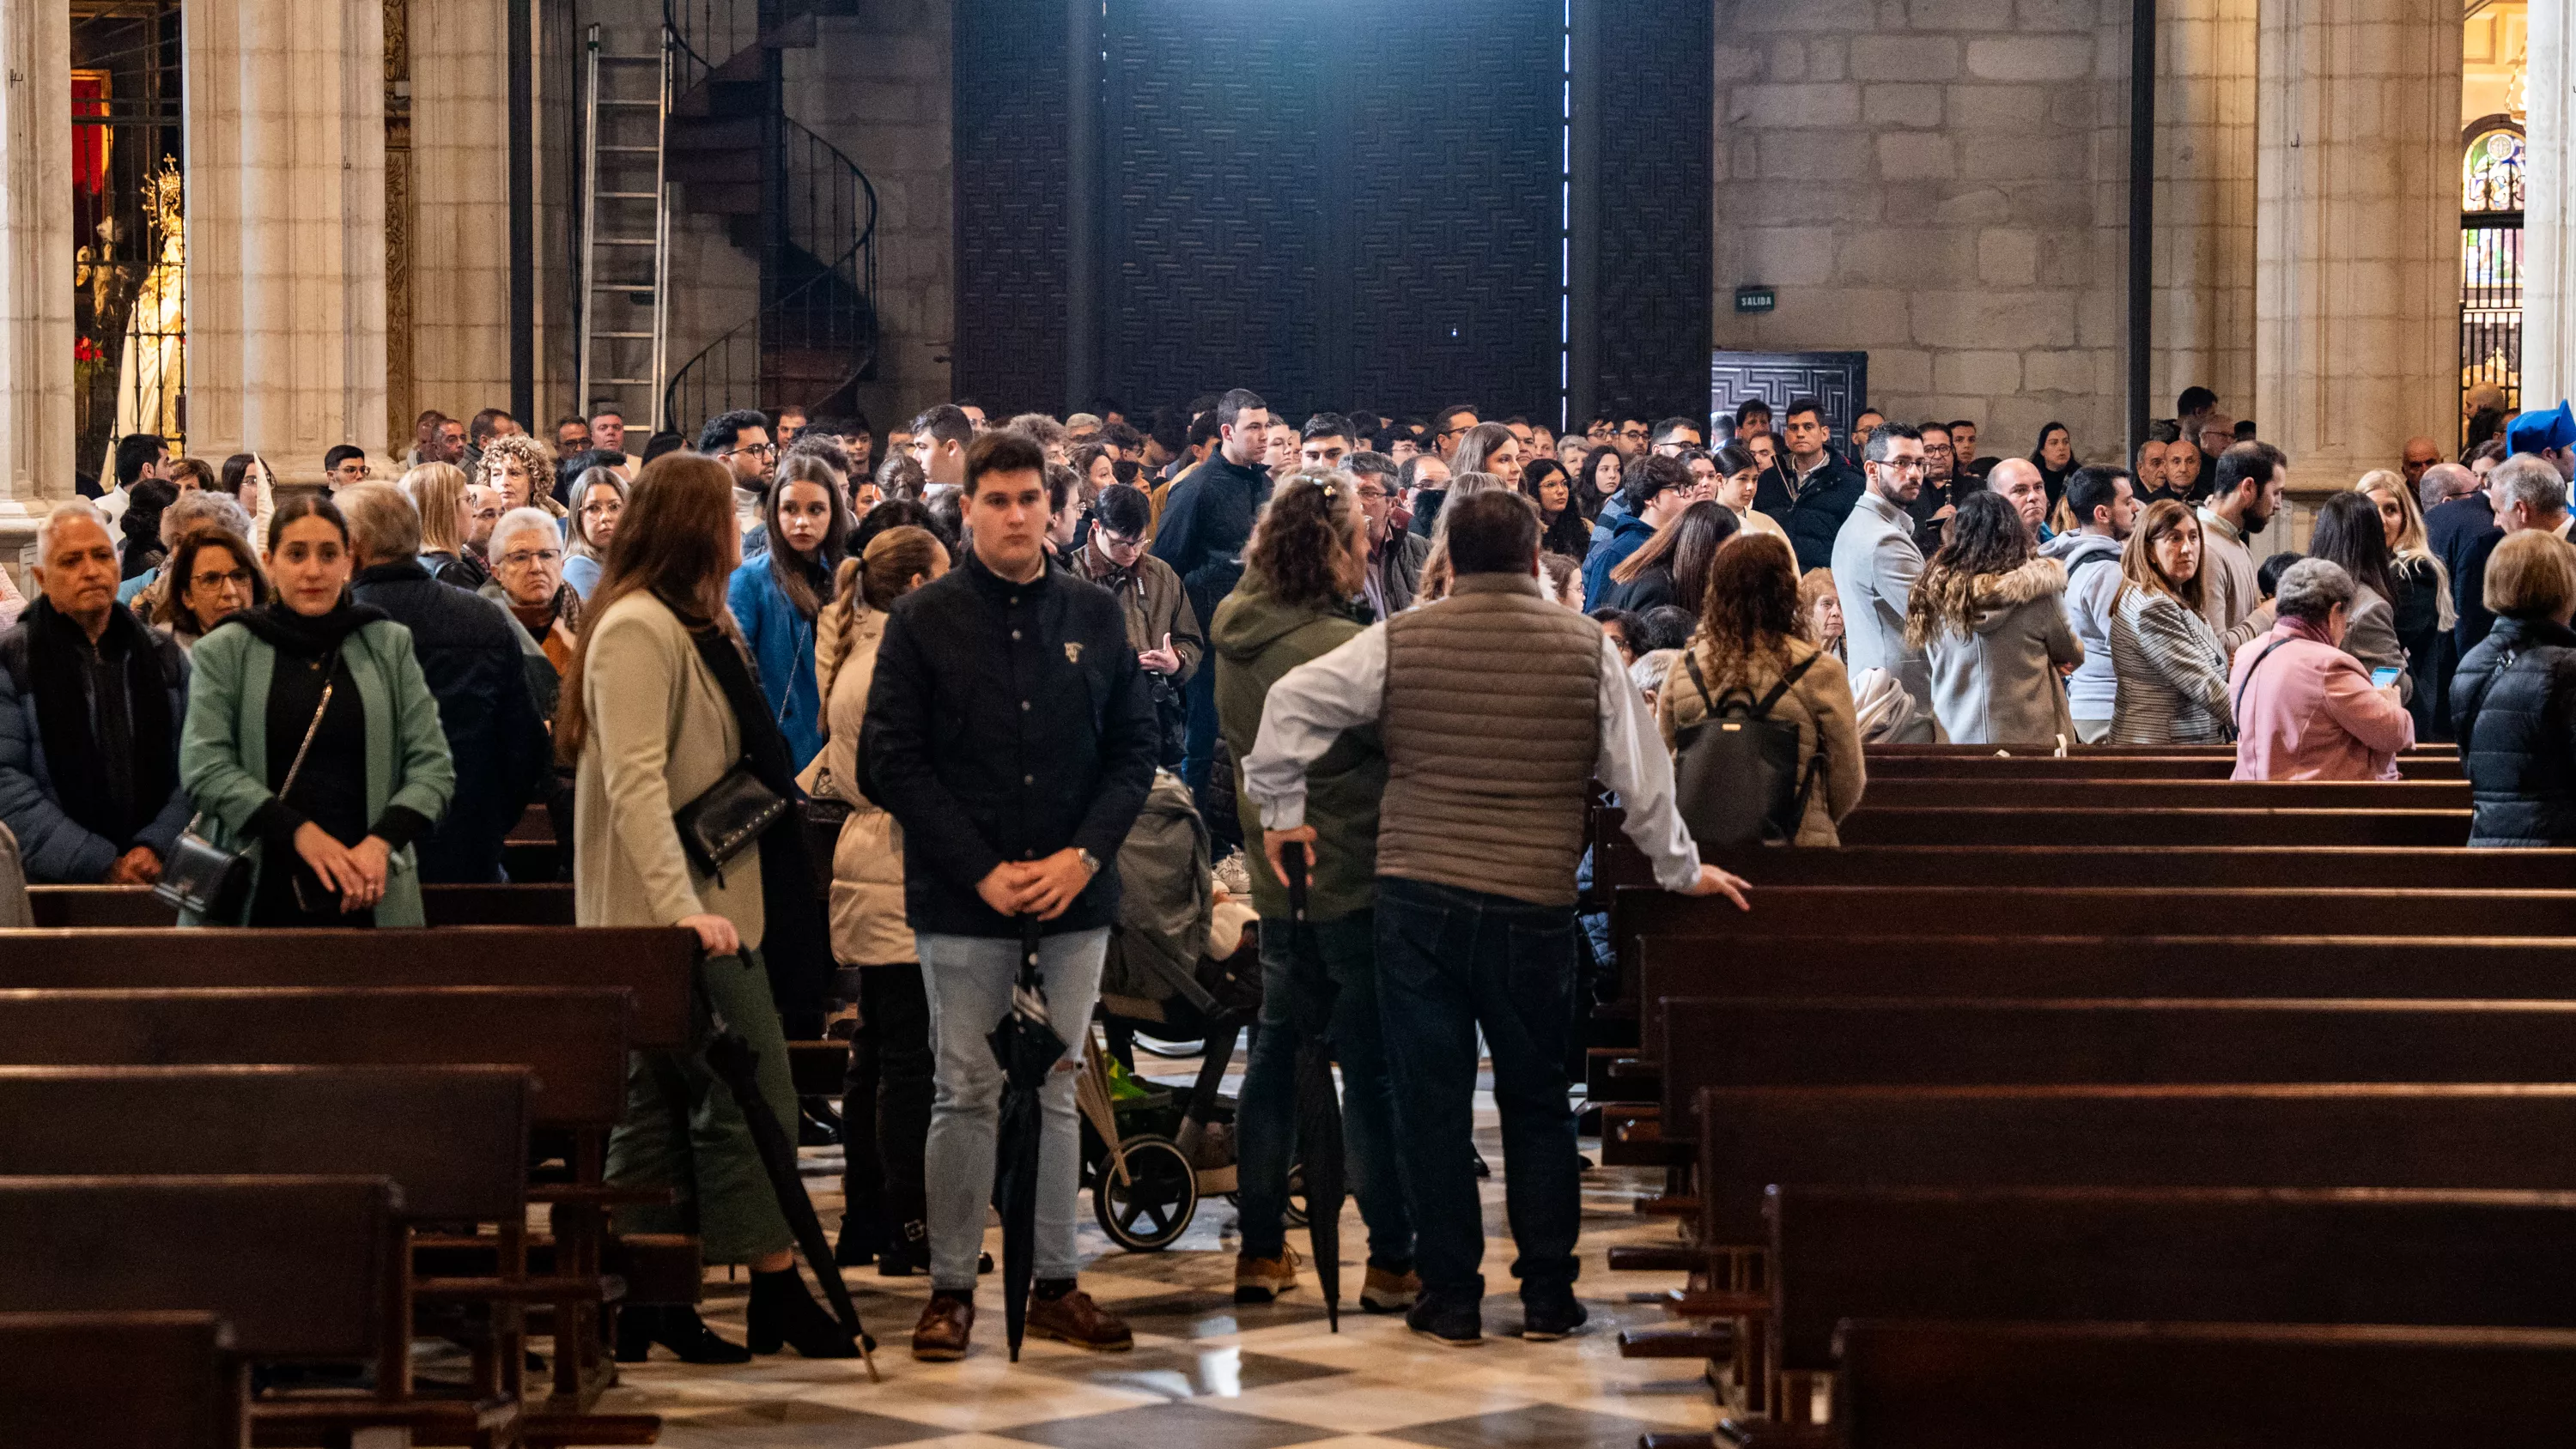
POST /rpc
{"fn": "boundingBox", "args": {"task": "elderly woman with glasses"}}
[481,506,582,719]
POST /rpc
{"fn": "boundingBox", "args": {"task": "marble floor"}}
[595,1058,1716,1448]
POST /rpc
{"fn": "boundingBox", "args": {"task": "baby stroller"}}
[1080,771,1273,1251]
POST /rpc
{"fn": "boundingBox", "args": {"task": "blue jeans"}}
[1236,909,1415,1269]
[916,928,1108,1294]
[1373,876,1582,1306]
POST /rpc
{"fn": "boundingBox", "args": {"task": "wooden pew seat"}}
[0,1310,243,1449]
[1860,778,2470,809]
[1836,805,2469,846]
[1690,844,2576,889]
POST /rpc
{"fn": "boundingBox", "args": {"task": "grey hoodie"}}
[2040,530,2123,720]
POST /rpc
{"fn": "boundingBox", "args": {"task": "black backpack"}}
[1671,649,1826,848]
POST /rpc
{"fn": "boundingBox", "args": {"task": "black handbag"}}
[153,650,340,919]
[673,758,787,883]
[1671,650,1825,849]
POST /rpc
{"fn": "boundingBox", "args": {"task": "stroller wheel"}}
[1094,1134,1200,1252]
[1132,1032,1206,1059]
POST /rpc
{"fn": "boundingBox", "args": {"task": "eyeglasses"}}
[723,443,779,460]
[1354,487,1388,503]
[1873,458,1930,475]
[1617,426,1649,440]
[498,548,562,568]
[1096,530,1145,551]
[190,568,252,591]
[580,499,624,516]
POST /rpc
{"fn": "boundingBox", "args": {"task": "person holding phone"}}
[1072,482,1204,769]
[2230,558,2415,780]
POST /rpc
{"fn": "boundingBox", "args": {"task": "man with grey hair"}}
[2488,454,2573,541]
[2418,460,2478,516]
[0,499,192,883]
[343,482,550,883]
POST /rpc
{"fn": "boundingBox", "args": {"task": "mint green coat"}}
[177,619,456,926]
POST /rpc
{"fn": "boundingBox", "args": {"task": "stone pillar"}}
[2524,1,2575,408]
[0,0,74,568]
[409,0,513,427]
[2153,0,2257,421]
[2252,0,2458,494]
[185,0,391,485]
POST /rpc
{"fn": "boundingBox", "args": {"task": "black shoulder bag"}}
[155,650,339,919]
[1671,650,1826,849]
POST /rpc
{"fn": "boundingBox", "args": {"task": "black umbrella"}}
[1281,844,1346,1332]
[696,961,881,1380]
[988,914,1066,1361]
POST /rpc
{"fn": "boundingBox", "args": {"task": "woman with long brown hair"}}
[728,451,851,770]
[1600,499,1739,616]
[1905,489,2082,745]
[804,524,950,1273]
[1657,533,1865,845]
[2109,499,2230,744]
[563,452,857,1365]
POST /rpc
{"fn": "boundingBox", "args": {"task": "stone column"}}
[2252,0,2459,495]
[410,0,513,426]
[2153,0,2257,420]
[2524,0,2575,408]
[0,0,74,568]
[185,0,391,485]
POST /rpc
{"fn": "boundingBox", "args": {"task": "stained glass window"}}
[2465,126,2526,214]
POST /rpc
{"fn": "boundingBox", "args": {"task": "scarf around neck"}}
[22,594,175,851]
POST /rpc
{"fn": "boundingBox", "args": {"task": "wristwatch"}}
[1075,848,1102,878]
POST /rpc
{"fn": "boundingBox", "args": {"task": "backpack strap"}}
[2229,636,2295,735]
[1752,648,1823,719]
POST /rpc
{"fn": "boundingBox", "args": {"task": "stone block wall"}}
[1713,0,2131,461]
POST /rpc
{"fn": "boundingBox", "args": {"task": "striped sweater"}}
[2110,585,2233,744]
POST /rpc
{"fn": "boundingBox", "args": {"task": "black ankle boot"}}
[746,1270,859,1358]
[617,1305,751,1365]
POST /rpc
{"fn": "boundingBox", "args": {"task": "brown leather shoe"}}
[1024,1288,1133,1352]
[910,1293,974,1361]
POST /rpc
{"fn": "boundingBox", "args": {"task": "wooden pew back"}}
[1860,754,2464,779]
[1692,845,2576,889]
[0,925,688,1046]
[0,1065,529,1222]
[1695,1082,2576,1247]
[0,1177,396,1360]
[0,1310,241,1449]
[1658,998,2576,1134]
[1837,805,2470,846]
[0,987,630,1128]
[1833,1321,2576,1449]
[1862,778,2471,809]
[1770,1185,2576,1372]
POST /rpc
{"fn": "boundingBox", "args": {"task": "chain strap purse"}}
[154,653,339,919]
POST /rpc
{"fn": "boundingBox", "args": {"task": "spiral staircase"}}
[659,0,879,431]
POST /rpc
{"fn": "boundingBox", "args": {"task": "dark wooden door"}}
[1710,350,1872,453]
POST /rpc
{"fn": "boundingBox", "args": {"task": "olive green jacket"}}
[1212,586,1383,920]
[178,619,457,926]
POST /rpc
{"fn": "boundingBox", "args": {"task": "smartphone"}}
[2371,666,2402,688]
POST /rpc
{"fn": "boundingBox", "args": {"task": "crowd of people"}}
[10,379,2576,1367]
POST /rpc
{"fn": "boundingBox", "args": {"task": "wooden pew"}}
[0,1177,400,1427]
[1766,1186,2576,1384]
[1836,804,2470,846]
[1862,742,2460,757]
[0,986,659,1421]
[24,882,578,929]
[1830,1321,2576,1449]
[0,926,692,1047]
[1655,998,2576,1138]
[0,1310,244,1449]
[1860,778,2470,809]
[1861,753,2465,779]
[1692,844,2576,889]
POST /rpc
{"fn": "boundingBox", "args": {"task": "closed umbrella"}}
[696,964,881,1380]
[987,914,1066,1361]
[1282,844,1346,1331]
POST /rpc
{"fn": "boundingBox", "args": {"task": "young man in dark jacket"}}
[863,429,1160,1362]
[340,483,550,882]
[1149,386,1272,793]
[1752,396,1866,572]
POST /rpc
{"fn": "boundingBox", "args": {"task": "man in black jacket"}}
[863,429,1159,1363]
[1150,386,1271,794]
[1751,395,1865,571]
[341,483,550,882]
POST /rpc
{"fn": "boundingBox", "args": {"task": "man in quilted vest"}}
[1242,489,1748,1347]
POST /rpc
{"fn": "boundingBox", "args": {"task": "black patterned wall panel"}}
[1595,0,1713,419]
[1341,0,1564,422]
[1710,351,1870,450]
[1100,0,1332,416]
[953,0,1068,414]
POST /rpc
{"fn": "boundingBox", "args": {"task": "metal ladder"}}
[577,23,671,433]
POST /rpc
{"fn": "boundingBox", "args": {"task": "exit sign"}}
[1735,286,1776,314]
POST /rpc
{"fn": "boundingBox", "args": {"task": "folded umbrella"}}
[988,913,1066,1361]
[1282,843,1346,1331]
[695,957,881,1380]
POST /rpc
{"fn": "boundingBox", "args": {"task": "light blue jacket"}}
[726,558,825,771]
